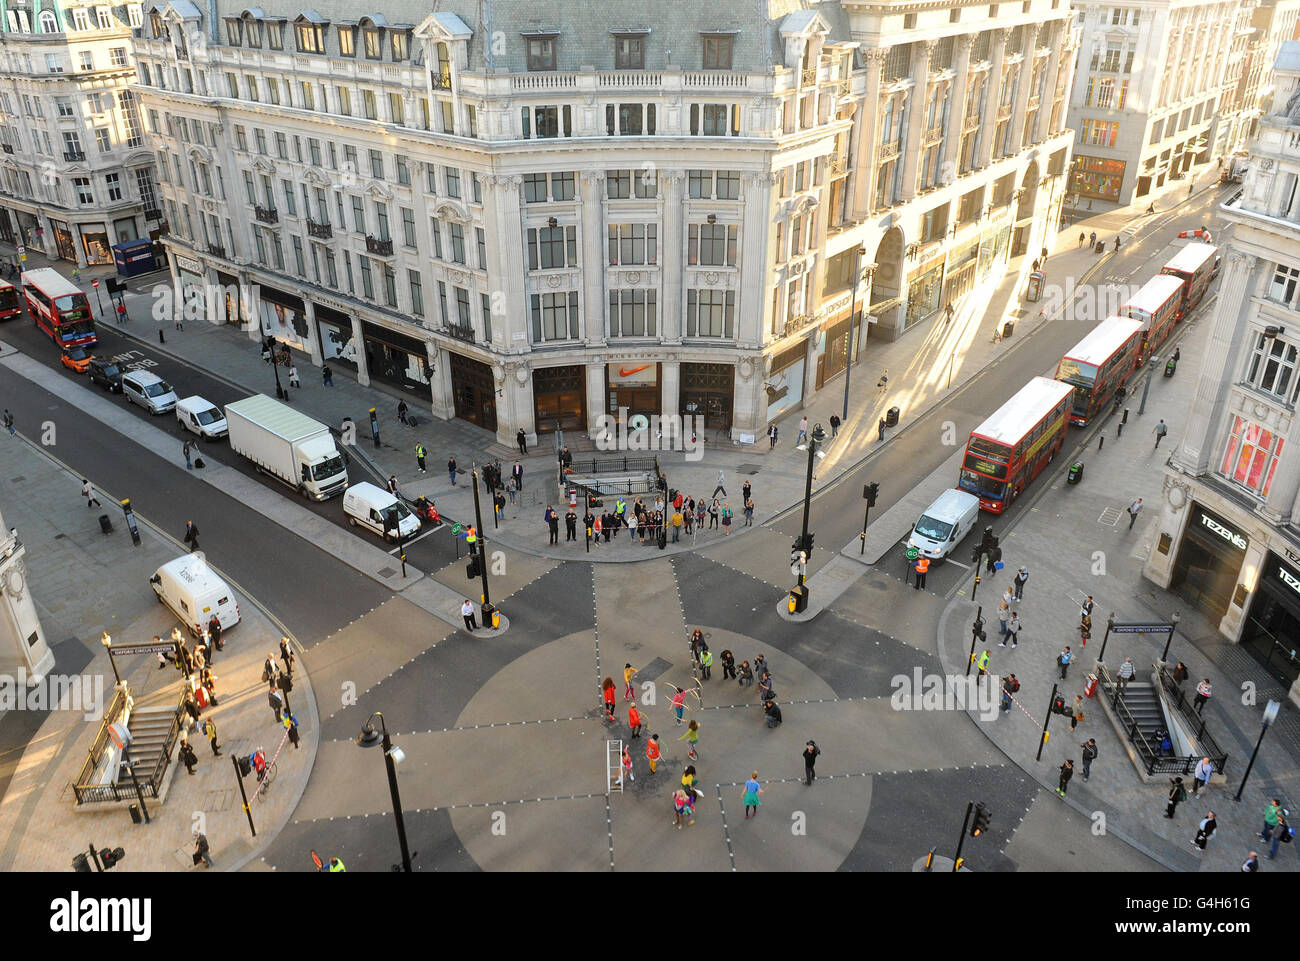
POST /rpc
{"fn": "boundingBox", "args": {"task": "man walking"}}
[193,831,212,869]
[415,442,427,473]
[1080,739,1098,781]
[1081,595,1094,625]
[184,520,200,551]
[797,416,808,446]
[279,636,294,675]
[802,740,821,785]
[878,417,887,442]
[2,409,13,435]
[1117,656,1136,694]
[183,440,193,470]
[1193,756,1214,796]
[516,428,528,455]
[829,413,841,438]
[1194,811,1217,850]
[768,423,778,449]
[461,598,478,632]
[1193,678,1213,714]
[1000,674,1019,713]
[512,460,524,492]
[1012,566,1030,600]
[82,479,101,509]
[1004,611,1021,649]
[1127,497,1143,530]
[1058,645,1074,679]
[448,456,457,486]
[712,469,727,500]
[1057,759,1074,797]
[203,717,221,756]
[268,681,284,723]
[545,505,559,545]
[1154,419,1168,449]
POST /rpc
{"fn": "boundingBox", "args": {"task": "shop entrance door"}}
[1171,538,1233,623]
[450,352,497,432]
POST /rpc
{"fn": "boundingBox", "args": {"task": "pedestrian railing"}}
[1099,664,1228,777]
[567,455,661,476]
[1155,663,1229,774]
[72,688,129,803]
[73,688,186,805]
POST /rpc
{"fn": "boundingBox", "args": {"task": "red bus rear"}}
[959,377,1074,513]
[1159,241,1219,319]
[21,267,95,347]
[1120,275,1183,362]
[1056,316,1145,427]
[0,279,19,321]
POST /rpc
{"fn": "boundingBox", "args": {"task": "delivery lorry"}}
[224,394,348,500]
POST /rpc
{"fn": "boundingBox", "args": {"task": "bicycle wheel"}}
[265,762,278,785]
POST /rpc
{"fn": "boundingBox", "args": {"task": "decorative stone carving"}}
[1163,475,1192,513]
[738,356,756,381]
[704,271,721,285]
[546,274,563,288]
[448,269,467,284]
[624,271,641,284]
[3,558,27,600]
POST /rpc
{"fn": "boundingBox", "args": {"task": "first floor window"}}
[408,270,424,316]
[1220,416,1284,498]
[686,289,735,338]
[481,293,493,343]
[74,177,93,204]
[608,289,657,337]
[383,264,397,308]
[359,257,374,299]
[105,172,122,202]
[531,291,579,342]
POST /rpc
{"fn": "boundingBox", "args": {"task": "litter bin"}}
[1067,462,1084,485]
[1095,240,1105,254]
[1084,673,1099,699]
[885,406,900,428]
[1002,321,1015,339]
[98,514,113,535]
[128,803,142,824]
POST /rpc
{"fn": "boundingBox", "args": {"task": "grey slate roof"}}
[1277,39,1300,73]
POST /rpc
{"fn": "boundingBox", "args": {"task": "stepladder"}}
[607,739,624,793]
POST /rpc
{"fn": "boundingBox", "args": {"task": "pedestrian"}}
[1242,851,1259,872]
[753,653,769,681]
[829,413,841,438]
[286,362,300,387]
[179,736,198,774]
[1127,497,1143,530]
[878,417,887,442]
[1058,645,1073,679]
[279,636,294,675]
[1013,566,1029,600]
[1000,673,1019,712]
[1041,245,1048,264]
[721,503,732,535]
[1261,798,1282,844]
[1268,809,1290,860]
[796,416,808,445]
[768,423,778,449]
[1081,595,1094,625]
[1003,612,1020,648]
[1089,231,1097,248]
[2,410,12,436]
[742,772,764,819]
[545,505,559,545]
[1117,656,1136,694]
[679,719,700,760]
[628,702,643,739]
[203,717,221,756]
[268,681,283,723]
[1070,694,1084,731]
[744,496,755,526]
[671,687,686,725]
[1057,759,1073,797]
[284,712,300,749]
[601,677,617,722]
[741,479,751,505]
[79,478,102,509]
[764,699,783,728]
[507,476,518,504]
[564,507,577,541]
[1193,678,1212,713]
[997,602,1010,641]
[448,456,457,485]
[1032,258,1040,271]
[1078,231,1086,247]
[1193,811,1217,850]
[758,671,774,702]
[415,442,427,473]
[712,469,726,500]
[700,645,713,680]
[720,649,736,681]
[386,474,400,496]
[321,365,333,387]
[645,733,661,773]
[671,506,683,542]
[673,789,693,829]
[561,446,572,471]
[738,660,753,687]
[512,460,524,492]
[193,831,212,869]
[1172,661,1189,690]
[621,745,634,784]
[623,663,637,701]
[462,598,478,632]
[1154,419,1168,448]
[1165,776,1188,818]
[183,520,200,551]
[1080,738,1097,781]
[1114,236,1121,252]
[117,300,128,324]
[802,740,820,785]
[913,556,929,589]
[1193,756,1213,796]
[183,440,193,469]
[975,648,990,676]
[516,428,528,455]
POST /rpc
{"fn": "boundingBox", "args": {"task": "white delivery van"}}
[149,553,241,637]
[122,370,178,415]
[343,481,421,541]
[909,489,982,561]
[176,395,228,439]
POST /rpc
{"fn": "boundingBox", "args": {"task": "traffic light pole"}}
[952,801,973,872]
[1037,682,1059,762]
[966,605,983,678]
[471,469,492,619]
[797,436,817,591]
[233,755,257,837]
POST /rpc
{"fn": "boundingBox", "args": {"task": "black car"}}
[87,358,123,393]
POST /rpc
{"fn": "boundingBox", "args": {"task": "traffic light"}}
[99,847,125,869]
[803,532,815,556]
[971,803,992,837]
[466,554,482,579]
[1053,694,1068,716]
[972,616,986,643]
[72,852,91,873]
[238,754,252,777]
[865,482,879,507]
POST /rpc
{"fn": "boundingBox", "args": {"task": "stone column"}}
[350,310,370,386]
[1262,439,1300,526]
[738,173,774,344]
[851,48,886,218]
[428,342,453,419]
[661,170,685,343]
[900,40,936,200]
[490,174,527,352]
[978,29,1009,167]
[298,290,323,366]
[942,35,975,177]
[1035,23,1063,144]
[1009,29,1035,154]
[586,361,606,435]
[1220,539,1264,641]
[580,171,606,344]
[661,360,680,422]
[1174,251,1257,473]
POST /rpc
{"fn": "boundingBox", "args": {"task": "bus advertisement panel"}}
[21,267,95,347]
[959,377,1074,513]
[1159,241,1220,318]
[1055,316,1145,427]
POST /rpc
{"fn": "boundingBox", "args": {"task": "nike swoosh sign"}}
[619,365,652,377]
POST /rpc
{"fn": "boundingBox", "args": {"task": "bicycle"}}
[254,761,278,800]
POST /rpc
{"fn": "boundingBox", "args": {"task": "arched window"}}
[38,9,58,32]
[243,12,262,47]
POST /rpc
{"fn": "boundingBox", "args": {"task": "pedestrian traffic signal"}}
[99,847,125,869]
[466,555,482,579]
[1053,695,1068,716]
[971,803,992,837]
[238,754,252,777]
[803,533,815,555]
[865,482,879,507]
[72,852,91,873]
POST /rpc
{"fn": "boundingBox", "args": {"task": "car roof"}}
[123,370,163,384]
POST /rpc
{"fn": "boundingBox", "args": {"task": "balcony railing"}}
[444,323,475,343]
[64,149,86,162]
[365,235,393,256]
[208,243,226,258]
[254,204,279,224]
[306,218,333,239]
[431,71,452,90]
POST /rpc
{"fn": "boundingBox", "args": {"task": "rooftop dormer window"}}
[361,17,383,59]
[702,34,733,70]
[525,34,557,71]
[614,32,647,69]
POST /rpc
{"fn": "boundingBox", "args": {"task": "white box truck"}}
[225,394,348,500]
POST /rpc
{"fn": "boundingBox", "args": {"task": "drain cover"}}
[376,566,397,578]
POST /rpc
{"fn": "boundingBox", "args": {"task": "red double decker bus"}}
[1159,241,1220,319]
[0,279,20,321]
[959,377,1074,513]
[21,267,95,347]
[1056,316,1145,427]
[1120,275,1183,361]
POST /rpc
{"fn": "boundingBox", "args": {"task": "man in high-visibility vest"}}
[700,646,713,680]
[975,649,991,676]
[914,556,930,590]
[615,497,626,522]
[328,857,346,872]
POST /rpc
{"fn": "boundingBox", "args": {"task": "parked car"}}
[87,358,123,393]
[176,395,228,440]
[122,369,178,415]
[60,345,93,373]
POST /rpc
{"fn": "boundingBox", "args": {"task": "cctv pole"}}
[471,469,492,619]
[233,755,257,837]
[1036,683,1059,762]
[951,801,974,872]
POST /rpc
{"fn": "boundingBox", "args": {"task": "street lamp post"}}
[101,632,122,688]
[356,712,413,871]
[271,340,287,400]
[1160,611,1181,663]
[1234,700,1282,803]
[841,248,868,422]
[792,425,827,610]
[1138,354,1157,415]
[471,469,494,625]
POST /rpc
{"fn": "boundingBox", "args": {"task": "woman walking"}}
[601,677,617,722]
[1070,695,1085,732]
[627,702,643,739]
[679,719,700,760]
[742,772,765,819]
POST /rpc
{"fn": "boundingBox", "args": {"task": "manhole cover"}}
[376,566,398,578]
[736,464,762,475]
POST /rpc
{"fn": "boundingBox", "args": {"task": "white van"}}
[176,395,228,439]
[343,481,420,541]
[909,489,982,561]
[122,370,178,415]
[149,553,241,637]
